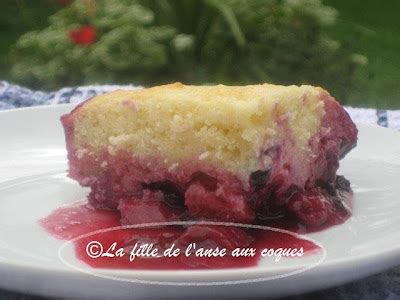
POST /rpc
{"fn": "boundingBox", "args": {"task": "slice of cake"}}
[61,83,357,227]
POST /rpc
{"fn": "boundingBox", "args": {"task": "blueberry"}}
[336,175,351,192]
[316,179,336,196]
[164,193,185,209]
[250,169,270,188]
[144,181,185,209]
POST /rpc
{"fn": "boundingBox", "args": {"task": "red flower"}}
[69,25,96,46]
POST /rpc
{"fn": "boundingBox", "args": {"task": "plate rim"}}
[0,103,399,283]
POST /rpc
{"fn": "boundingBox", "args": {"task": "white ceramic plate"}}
[0,104,399,298]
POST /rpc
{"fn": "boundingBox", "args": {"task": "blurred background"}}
[0,0,399,108]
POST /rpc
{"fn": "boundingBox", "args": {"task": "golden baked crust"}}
[70,82,326,174]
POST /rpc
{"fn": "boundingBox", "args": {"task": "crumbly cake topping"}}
[72,83,325,174]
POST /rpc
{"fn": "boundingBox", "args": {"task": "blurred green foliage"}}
[324,0,400,108]
[9,0,366,105]
[4,0,399,108]
[10,1,177,87]
[0,0,59,80]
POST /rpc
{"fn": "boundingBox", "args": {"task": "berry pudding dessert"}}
[42,83,357,269]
